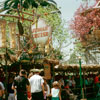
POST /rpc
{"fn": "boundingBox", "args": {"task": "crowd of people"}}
[0,67,100,100]
[0,69,62,100]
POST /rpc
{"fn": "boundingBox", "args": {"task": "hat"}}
[30,69,40,72]
[53,81,59,87]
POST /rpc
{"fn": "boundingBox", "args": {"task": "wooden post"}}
[52,63,55,81]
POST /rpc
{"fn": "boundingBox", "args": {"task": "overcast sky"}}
[54,0,82,22]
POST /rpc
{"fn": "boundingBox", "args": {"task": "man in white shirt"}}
[29,69,44,100]
[0,81,5,99]
[0,82,5,91]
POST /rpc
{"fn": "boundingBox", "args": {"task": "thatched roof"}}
[55,64,100,72]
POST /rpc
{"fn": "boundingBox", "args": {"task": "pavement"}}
[87,96,100,100]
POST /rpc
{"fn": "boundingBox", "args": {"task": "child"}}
[51,81,61,100]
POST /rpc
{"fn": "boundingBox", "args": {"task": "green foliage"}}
[36,6,67,60]
[67,51,78,64]
[3,0,57,10]
[36,6,61,30]
[35,6,70,61]
[67,38,85,64]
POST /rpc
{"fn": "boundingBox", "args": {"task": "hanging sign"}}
[31,18,52,45]
[8,22,16,49]
[0,20,6,48]
[44,63,51,79]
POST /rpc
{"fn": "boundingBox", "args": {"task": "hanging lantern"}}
[45,44,49,53]
[38,44,44,52]
[8,22,16,49]
[0,20,6,48]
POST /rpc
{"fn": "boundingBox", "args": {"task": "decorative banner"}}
[44,63,51,79]
[31,18,52,45]
[8,22,16,49]
[0,20,6,48]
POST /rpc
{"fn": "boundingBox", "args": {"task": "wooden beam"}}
[0,14,33,22]
[13,9,34,16]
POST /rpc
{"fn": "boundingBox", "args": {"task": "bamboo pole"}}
[13,9,34,16]
[0,14,33,22]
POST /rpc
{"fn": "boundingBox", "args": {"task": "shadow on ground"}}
[87,96,100,100]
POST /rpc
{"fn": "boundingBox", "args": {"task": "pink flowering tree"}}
[70,0,100,41]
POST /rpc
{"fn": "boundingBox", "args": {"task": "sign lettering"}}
[31,18,52,45]
[33,32,48,38]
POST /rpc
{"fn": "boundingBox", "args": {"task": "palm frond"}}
[47,0,57,5]
[2,0,57,10]
[0,8,6,13]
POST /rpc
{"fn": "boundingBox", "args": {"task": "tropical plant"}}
[37,7,70,61]
[1,0,57,11]
[69,0,100,64]
[67,38,100,64]
[69,0,100,41]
